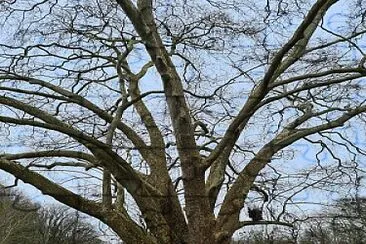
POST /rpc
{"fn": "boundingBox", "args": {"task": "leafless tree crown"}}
[0,0,365,243]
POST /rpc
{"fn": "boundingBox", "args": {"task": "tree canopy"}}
[0,0,365,243]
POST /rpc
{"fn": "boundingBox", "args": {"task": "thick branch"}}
[0,158,103,217]
[0,75,154,162]
[205,0,338,166]
[205,0,341,211]
[0,115,159,200]
[115,0,201,168]
[116,1,211,242]
[2,150,96,163]
[29,161,92,169]
[216,105,366,236]
[0,157,156,244]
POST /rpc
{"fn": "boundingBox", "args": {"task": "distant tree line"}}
[232,197,366,244]
[0,186,105,244]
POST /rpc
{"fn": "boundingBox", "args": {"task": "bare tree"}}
[36,206,105,244]
[298,196,366,244]
[0,187,40,244]
[0,0,365,243]
[0,186,104,244]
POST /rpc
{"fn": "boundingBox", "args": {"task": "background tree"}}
[0,0,365,243]
[36,206,106,244]
[0,186,41,244]
[300,196,366,244]
[231,226,294,244]
[0,186,105,244]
